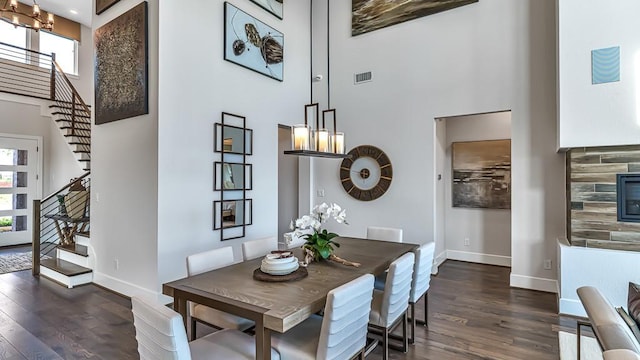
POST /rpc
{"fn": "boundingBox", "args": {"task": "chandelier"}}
[0,0,54,31]
[284,0,349,159]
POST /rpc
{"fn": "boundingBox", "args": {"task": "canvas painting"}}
[96,0,120,15]
[224,2,283,81]
[452,139,511,209]
[250,0,283,19]
[94,2,148,125]
[352,0,478,36]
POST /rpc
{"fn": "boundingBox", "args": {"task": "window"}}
[0,21,28,63]
[39,31,77,75]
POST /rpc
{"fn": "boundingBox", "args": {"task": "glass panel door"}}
[0,137,38,246]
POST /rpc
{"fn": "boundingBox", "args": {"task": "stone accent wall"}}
[569,146,640,251]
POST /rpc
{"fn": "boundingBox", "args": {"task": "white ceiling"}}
[36,0,92,27]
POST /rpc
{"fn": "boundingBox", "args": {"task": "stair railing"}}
[0,41,54,100]
[32,173,91,275]
[51,60,91,144]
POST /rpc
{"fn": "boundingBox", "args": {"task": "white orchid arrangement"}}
[289,203,350,262]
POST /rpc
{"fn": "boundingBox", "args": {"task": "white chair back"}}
[187,246,234,276]
[366,226,403,243]
[317,274,375,360]
[242,236,277,261]
[380,252,415,326]
[409,242,436,303]
[131,296,191,360]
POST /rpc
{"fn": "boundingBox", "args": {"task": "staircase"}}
[49,101,92,171]
[39,231,93,288]
[34,174,92,288]
[0,41,92,171]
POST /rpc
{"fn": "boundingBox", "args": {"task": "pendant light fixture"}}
[0,0,54,32]
[284,0,349,159]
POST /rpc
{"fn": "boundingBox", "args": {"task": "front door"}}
[0,135,39,247]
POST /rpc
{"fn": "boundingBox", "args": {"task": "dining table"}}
[162,237,418,360]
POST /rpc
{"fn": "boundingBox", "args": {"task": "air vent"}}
[354,71,372,84]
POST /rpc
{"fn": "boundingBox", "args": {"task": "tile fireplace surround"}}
[568,145,640,251]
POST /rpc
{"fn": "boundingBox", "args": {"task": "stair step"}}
[56,121,91,129]
[50,101,91,108]
[40,258,91,276]
[40,258,93,288]
[63,133,90,139]
[57,244,88,257]
[69,140,91,145]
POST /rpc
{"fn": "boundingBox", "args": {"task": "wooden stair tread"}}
[57,244,88,257]
[63,134,90,138]
[40,258,92,276]
[75,231,90,238]
[52,112,91,118]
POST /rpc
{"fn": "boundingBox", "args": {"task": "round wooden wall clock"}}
[340,145,393,201]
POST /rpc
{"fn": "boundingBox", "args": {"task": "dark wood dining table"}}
[162,237,418,360]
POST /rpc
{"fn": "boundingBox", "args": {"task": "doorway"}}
[0,134,41,247]
[277,125,298,246]
[434,111,512,267]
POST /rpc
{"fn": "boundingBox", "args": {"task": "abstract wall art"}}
[96,0,121,15]
[452,139,511,209]
[224,2,283,81]
[250,0,283,19]
[352,0,478,36]
[94,2,148,125]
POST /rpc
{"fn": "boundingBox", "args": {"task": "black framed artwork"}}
[96,0,121,15]
[224,2,283,81]
[250,0,283,19]
[94,2,148,125]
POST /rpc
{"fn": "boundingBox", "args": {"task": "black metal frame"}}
[213,161,252,191]
[616,173,640,222]
[214,112,252,241]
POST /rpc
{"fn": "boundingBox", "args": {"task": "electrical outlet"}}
[317,189,325,197]
[464,238,470,246]
[114,259,119,270]
[544,259,552,270]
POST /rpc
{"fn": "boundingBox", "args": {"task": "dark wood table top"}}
[163,237,417,333]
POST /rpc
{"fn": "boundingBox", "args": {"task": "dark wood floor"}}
[0,259,582,359]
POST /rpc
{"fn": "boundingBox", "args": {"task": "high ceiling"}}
[35,0,92,27]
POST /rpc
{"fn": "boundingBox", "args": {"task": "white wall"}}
[157,1,310,288]
[443,112,512,266]
[558,0,640,148]
[0,95,82,195]
[69,24,94,102]
[90,0,160,299]
[559,239,640,316]
[312,0,564,292]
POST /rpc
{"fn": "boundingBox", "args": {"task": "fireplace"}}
[617,173,640,222]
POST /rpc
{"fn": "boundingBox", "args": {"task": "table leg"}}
[173,293,188,329]
[254,319,272,360]
[52,220,64,244]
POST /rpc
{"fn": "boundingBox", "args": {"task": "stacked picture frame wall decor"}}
[213,112,254,241]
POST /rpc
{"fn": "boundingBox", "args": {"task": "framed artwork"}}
[352,0,478,36]
[452,139,511,209]
[94,2,148,125]
[224,2,284,81]
[96,0,121,15]
[250,0,283,19]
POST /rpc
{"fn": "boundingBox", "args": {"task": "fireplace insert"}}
[617,173,640,222]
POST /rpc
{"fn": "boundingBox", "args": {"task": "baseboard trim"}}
[559,298,586,317]
[510,273,558,293]
[433,251,447,275]
[446,250,511,267]
[93,272,170,303]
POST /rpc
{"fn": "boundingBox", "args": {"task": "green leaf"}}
[318,247,331,259]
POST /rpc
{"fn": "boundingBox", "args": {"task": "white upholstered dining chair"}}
[408,242,436,344]
[366,226,403,243]
[242,236,278,261]
[131,296,280,360]
[186,246,253,340]
[270,274,375,360]
[368,252,415,360]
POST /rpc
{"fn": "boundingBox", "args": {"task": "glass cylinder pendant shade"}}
[333,132,345,154]
[291,124,310,150]
[315,129,330,152]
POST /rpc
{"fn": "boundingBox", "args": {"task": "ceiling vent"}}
[354,71,372,84]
